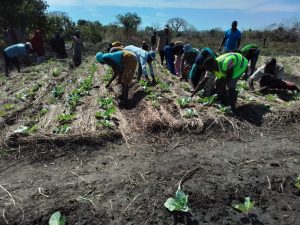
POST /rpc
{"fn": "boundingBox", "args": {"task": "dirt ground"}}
[0,123,299,225]
[0,50,300,224]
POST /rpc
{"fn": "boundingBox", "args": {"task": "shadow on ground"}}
[236,103,271,126]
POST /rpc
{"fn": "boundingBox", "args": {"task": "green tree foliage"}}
[116,13,142,33]
[45,11,75,40]
[77,20,103,43]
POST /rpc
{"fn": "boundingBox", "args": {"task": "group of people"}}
[96,21,299,109]
[2,29,84,76]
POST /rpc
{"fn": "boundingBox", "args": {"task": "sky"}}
[47,0,300,30]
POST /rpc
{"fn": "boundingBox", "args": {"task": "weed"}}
[3,103,14,111]
[0,110,6,117]
[52,86,65,98]
[15,93,27,101]
[183,108,198,118]
[295,175,300,190]
[53,124,71,134]
[164,189,190,212]
[198,94,217,106]
[49,211,66,225]
[233,197,255,214]
[57,113,76,124]
[177,97,192,108]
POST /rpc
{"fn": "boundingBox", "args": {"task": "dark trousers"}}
[159,50,165,65]
[2,51,20,76]
[260,75,299,91]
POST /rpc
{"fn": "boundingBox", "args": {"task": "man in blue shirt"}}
[219,21,242,53]
[2,42,32,76]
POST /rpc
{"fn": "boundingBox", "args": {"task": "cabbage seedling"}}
[52,86,65,99]
[233,197,255,214]
[177,97,192,108]
[57,113,76,124]
[164,189,190,212]
[183,108,198,118]
[198,94,217,106]
[98,97,114,109]
[49,211,65,225]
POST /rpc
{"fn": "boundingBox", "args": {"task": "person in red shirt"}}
[30,30,45,63]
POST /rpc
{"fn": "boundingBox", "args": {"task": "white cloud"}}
[47,0,300,12]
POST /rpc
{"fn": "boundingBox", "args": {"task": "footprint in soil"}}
[172,212,199,225]
[240,214,264,225]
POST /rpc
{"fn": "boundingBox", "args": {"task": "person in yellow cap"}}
[95,50,137,105]
[192,53,248,110]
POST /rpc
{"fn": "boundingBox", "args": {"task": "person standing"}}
[30,29,45,63]
[50,32,68,58]
[150,31,157,50]
[2,42,33,76]
[71,30,84,67]
[156,25,172,65]
[219,21,242,53]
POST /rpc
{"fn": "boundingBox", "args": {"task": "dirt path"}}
[0,124,299,225]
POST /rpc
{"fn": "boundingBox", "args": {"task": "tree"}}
[77,20,104,43]
[0,0,48,43]
[167,17,188,33]
[116,13,142,33]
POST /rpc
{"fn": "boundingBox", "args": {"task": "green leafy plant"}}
[78,75,93,94]
[198,94,217,106]
[0,110,6,117]
[28,83,42,97]
[139,79,153,94]
[52,68,61,77]
[95,106,116,120]
[15,93,27,101]
[3,103,14,111]
[164,189,190,212]
[39,108,49,117]
[97,119,115,128]
[293,92,300,101]
[53,124,71,134]
[146,93,161,101]
[265,94,278,101]
[181,83,191,92]
[67,92,81,110]
[233,197,255,214]
[103,68,113,84]
[98,97,114,109]
[183,108,198,118]
[49,211,66,225]
[295,175,300,189]
[237,80,249,92]
[159,82,172,93]
[216,104,232,114]
[52,86,65,99]
[57,113,76,124]
[177,97,192,108]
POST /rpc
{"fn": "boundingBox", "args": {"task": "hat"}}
[25,42,33,50]
[96,52,104,63]
[183,44,192,53]
[149,51,156,60]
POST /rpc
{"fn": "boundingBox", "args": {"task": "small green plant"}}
[15,93,27,101]
[177,97,192,108]
[98,97,114,109]
[295,175,300,189]
[233,197,255,214]
[265,94,278,101]
[102,68,113,84]
[67,92,80,110]
[52,68,61,77]
[27,83,42,97]
[237,80,249,92]
[52,86,65,99]
[78,75,93,95]
[198,94,217,106]
[49,211,66,225]
[146,93,161,101]
[293,92,300,101]
[39,108,49,117]
[97,119,115,128]
[57,113,76,124]
[139,79,152,94]
[159,82,172,93]
[95,106,116,120]
[53,124,71,134]
[183,108,198,118]
[181,83,191,92]
[0,110,6,117]
[216,104,232,114]
[3,103,14,111]
[164,189,190,212]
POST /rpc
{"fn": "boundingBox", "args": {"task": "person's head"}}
[25,42,33,51]
[264,58,277,74]
[96,52,105,64]
[202,57,218,72]
[75,30,80,38]
[153,31,157,35]
[147,51,156,63]
[183,44,192,53]
[231,21,238,30]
